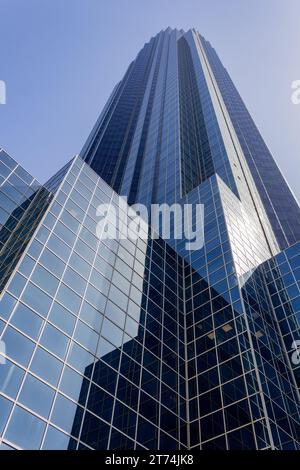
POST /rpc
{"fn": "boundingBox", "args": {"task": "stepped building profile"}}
[0,28,300,450]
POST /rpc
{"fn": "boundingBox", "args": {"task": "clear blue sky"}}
[0,0,299,200]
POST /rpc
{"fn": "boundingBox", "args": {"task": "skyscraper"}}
[0,28,300,450]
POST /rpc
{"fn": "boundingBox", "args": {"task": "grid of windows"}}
[82,35,159,193]
[0,155,300,450]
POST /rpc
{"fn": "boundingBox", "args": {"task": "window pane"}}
[2,327,35,367]
[0,293,16,321]
[7,273,27,297]
[0,395,13,435]
[40,324,69,359]
[42,425,75,450]
[63,268,86,296]
[59,366,86,402]
[21,283,52,317]
[80,301,103,331]
[19,374,55,419]
[0,359,25,399]
[56,284,82,314]
[30,347,63,386]
[39,249,65,277]
[67,342,94,376]
[31,265,59,296]
[74,321,98,354]
[10,303,43,339]
[51,394,82,435]
[100,319,123,348]
[5,406,46,449]
[49,302,76,336]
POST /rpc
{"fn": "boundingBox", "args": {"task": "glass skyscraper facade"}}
[1,28,300,450]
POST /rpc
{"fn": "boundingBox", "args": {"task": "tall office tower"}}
[1,29,300,451]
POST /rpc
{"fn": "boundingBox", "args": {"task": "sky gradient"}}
[0,0,299,200]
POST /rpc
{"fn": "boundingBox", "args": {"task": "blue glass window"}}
[67,341,94,376]
[21,282,52,317]
[49,303,76,336]
[101,318,123,348]
[74,321,98,354]
[0,293,16,321]
[80,301,103,331]
[56,284,82,314]
[39,249,65,277]
[0,359,25,398]
[31,265,59,296]
[40,324,70,359]
[51,394,82,435]
[10,303,43,339]
[7,273,27,297]
[30,347,63,386]
[42,425,75,450]
[59,366,86,402]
